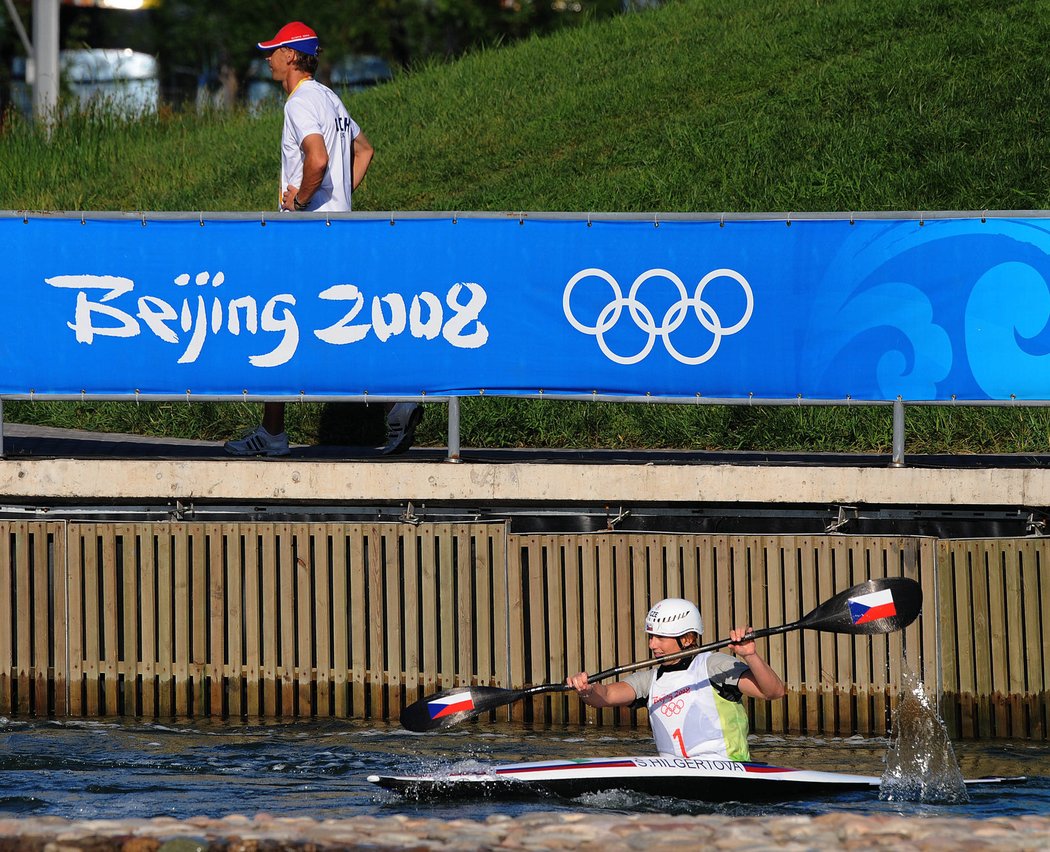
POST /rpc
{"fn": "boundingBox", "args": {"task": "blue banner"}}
[4,213,1050,401]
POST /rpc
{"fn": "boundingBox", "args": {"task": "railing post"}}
[447,397,461,462]
[891,397,905,467]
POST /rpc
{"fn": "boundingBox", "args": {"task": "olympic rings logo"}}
[562,267,754,365]
[659,698,686,717]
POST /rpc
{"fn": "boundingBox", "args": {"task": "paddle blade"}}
[399,686,523,732]
[800,577,922,635]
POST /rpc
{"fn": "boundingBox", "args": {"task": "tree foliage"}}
[0,0,631,105]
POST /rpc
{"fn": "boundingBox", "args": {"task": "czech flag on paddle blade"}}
[848,588,897,625]
[428,691,475,720]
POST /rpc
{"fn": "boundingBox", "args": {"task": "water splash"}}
[880,667,968,803]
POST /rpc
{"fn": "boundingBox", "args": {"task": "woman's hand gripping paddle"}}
[399,575,922,733]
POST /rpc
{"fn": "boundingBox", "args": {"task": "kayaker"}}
[566,598,786,761]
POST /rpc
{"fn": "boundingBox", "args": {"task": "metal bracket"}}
[825,505,858,534]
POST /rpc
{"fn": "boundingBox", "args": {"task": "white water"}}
[880,667,969,804]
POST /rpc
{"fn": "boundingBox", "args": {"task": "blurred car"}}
[11,47,159,117]
[329,54,393,93]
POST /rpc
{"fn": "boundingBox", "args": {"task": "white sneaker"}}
[224,425,290,457]
[382,403,423,455]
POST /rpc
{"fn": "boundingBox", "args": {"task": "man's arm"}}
[351,129,374,190]
[282,132,329,210]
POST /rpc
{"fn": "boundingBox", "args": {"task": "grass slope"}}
[3,0,1050,452]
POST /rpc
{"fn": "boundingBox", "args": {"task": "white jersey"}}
[636,652,752,761]
[280,79,360,212]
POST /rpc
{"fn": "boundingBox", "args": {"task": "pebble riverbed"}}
[1,813,1049,851]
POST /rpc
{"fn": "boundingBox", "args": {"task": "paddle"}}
[399,575,922,733]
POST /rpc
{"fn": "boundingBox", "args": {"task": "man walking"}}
[225,22,421,456]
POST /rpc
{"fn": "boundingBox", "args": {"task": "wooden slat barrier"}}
[0,522,1045,739]
[59,522,511,718]
[0,522,66,717]
[937,538,1050,740]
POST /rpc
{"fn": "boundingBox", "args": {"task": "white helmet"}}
[644,598,703,637]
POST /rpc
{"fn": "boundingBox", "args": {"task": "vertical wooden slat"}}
[400,526,420,709]
[812,537,834,736]
[984,540,1008,736]
[173,524,191,716]
[277,524,296,716]
[612,535,633,727]
[65,525,84,716]
[711,535,731,648]
[851,538,872,737]
[313,524,331,717]
[81,524,100,716]
[872,536,894,736]
[646,535,663,611]
[1002,540,1025,739]
[51,524,68,716]
[455,526,473,692]
[504,532,524,724]
[952,541,977,738]
[99,529,118,715]
[417,525,437,708]
[594,534,615,726]
[831,537,853,735]
[296,527,314,716]
[13,522,30,715]
[473,526,492,689]
[748,537,771,734]
[797,536,820,734]
[117,525,138,717]
[206,525,225,717]
[524,536,546,721]
[260,527,278,717]
[226,524,243,719]
[1037,542,1050,739]
[934,539,958,737]
[357,526,379,716]
[631,537,649,669]
[367,525,386,719]
[438,527,457,694]
[970,541,993,738]
[0,525,13,714]
[31,528,49,714]
[762,536,787,734]
[490,525,509,692]
[330,525,348,717]
[563,537,583,726]
[1018,540,1044,739]
[545,537,567,724]
[189,527,206,716]
[778,536,801,734]
[138,525,156,718]
[156,526,173,717]
[382,526,402,719]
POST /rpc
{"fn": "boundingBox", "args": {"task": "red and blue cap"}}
[257,22,319,57]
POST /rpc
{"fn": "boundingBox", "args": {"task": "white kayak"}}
[368,755,1023,802]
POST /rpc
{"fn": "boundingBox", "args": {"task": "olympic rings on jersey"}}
[562,267,754,365]
[659,698,686,717]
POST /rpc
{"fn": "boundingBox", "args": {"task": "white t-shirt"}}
[280,79,360,212]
